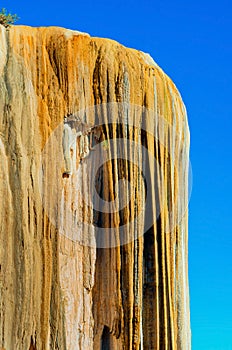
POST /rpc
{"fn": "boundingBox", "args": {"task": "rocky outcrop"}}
[0,25,190,349]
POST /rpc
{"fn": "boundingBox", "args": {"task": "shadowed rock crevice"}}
[29,337,36,350]
[101,326,113,350]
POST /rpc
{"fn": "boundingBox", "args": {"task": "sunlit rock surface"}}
[0,25,191,349]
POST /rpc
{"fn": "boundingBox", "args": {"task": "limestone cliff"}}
[0,25,191,349]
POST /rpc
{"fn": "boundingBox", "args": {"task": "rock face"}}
[0,25,190,349]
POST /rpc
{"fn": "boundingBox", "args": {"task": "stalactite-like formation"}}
[0,25,190,349]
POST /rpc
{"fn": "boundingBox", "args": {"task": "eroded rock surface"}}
[0,25,190,349]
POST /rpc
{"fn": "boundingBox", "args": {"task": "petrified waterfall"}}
[0,25,191,349]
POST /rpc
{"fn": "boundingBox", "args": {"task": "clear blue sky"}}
[3,1,232,348]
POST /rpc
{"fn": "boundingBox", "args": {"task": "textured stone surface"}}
[0,25,190,349]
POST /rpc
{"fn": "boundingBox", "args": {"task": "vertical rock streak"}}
[0,26,190,349]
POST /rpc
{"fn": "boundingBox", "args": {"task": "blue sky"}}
[2,0,232,348]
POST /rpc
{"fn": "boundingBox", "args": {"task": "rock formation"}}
[0,25,191,349]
